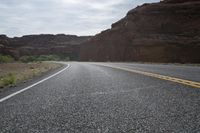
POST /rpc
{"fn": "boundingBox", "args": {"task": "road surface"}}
[0,62,200,132]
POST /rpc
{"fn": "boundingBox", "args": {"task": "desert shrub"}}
[19,56,36,63]
[0,73,16,88]
[19,55,70,63]
[58,55,70,61]
[36,55,60,61]
[0,55,14,63]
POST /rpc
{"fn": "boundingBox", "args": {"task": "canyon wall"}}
[80,0,200,63]
[0,34,91,60]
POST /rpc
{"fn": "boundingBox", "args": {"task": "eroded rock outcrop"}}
[80,0,200,63]
[0,34,91,60]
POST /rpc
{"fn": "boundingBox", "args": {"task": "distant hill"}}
[0,34,91,60]
[80,0,200,63]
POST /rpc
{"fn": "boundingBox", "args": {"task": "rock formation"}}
[80,0,200,63]
[0,34,91,60]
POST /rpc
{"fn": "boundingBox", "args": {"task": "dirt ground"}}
[0,62,63,89]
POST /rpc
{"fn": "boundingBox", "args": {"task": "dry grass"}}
[0,62,62,89]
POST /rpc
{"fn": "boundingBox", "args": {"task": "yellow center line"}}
[94,64,200,89]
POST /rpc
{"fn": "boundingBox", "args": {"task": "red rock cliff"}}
[80,0,200,63]
[0,34,91,60]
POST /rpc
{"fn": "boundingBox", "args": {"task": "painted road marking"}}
[95,64,200,88]
[0,64,70,103]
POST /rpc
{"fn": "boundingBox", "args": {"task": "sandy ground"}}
[0,62,62,89]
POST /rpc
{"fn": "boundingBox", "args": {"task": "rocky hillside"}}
[80,0,200,63]
[0,34,91,60]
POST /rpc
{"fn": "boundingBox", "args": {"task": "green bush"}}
[37,55,60,61]
[19,56,37,63]
[0,73,16,88]
[0,55,14,63]
[19,55,70,63]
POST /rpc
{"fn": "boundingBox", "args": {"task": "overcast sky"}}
[0,0,159,37]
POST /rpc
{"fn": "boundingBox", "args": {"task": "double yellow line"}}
[95,64,200,88]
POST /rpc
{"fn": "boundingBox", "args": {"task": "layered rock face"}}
[0,34,91,60]
[0,35,18,58]
[80,0,200,63]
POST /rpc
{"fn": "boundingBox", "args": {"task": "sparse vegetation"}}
[0,73,16,88]
[19,55,70,63]
[0,54,65,89]
[0,62,63,89]
[0,55,14,63]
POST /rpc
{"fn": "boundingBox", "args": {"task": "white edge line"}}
[0,64,70,103]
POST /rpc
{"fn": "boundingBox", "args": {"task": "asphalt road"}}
[0,62,200,133]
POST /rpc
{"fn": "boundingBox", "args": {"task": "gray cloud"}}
[0,0,159,37]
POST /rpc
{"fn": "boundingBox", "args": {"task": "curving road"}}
[0,62,200,132]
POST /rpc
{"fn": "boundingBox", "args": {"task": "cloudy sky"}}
[0,0,159,37]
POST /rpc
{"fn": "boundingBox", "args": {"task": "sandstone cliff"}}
[0,34,91,60]
[80,0,200,63]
